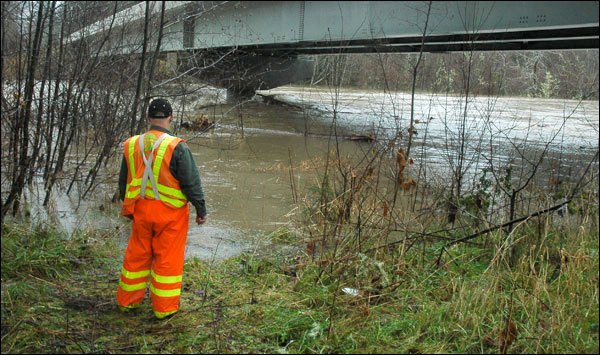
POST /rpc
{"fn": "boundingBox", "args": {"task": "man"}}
[116,98,207,319]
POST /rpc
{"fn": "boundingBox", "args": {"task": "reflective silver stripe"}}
[139,133,168,200]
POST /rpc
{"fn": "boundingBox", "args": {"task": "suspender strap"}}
[139,133,169,200]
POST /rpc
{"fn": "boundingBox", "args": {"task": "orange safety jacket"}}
[121,130,188,217]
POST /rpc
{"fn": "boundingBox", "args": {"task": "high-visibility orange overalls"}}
[117,130,190,319]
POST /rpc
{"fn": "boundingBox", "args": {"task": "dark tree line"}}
[310,50,599,101]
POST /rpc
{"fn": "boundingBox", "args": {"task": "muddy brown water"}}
[22,86,599,262]
[181,101,373,261]
[25,96,372,262]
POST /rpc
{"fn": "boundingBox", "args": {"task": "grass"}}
[1,208,598,354]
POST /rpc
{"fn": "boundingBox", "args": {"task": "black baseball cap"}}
[148,98,172,118]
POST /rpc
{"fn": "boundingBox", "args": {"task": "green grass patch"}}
[1,215,598,354]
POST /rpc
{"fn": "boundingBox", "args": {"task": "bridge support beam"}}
[227,55,314,97]
[178,52,314,98]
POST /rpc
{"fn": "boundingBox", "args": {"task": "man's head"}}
[148,98,172,119]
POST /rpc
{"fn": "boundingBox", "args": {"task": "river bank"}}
[2,202,598,353]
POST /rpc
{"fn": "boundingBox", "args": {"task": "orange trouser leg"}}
[117,199,190,317]
[150,201,189,318]
[126,199,189,318]
[116,203,154,308]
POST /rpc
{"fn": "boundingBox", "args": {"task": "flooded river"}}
[181,98,372,260]
[27,85,599,261]
[180,86,598,260]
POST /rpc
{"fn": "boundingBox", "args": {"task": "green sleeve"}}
[170,142,207,217]
[118,155,128,201]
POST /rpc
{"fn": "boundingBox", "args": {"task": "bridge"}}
[70,1,599,94]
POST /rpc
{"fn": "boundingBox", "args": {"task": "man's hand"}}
[196,215,207,225]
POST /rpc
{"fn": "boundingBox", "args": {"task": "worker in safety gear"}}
[116,98,207,319]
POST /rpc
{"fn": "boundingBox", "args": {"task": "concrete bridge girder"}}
[69,1,599,94]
